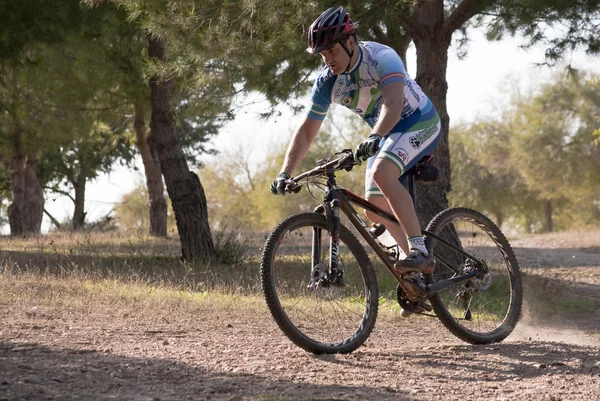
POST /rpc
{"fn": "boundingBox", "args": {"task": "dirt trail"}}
[1,291,599,401]
[1,234,600,401]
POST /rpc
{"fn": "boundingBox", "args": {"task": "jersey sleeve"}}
[376,49,407,89]
[306,78,332,121]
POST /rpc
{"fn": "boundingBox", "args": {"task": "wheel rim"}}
[269,221,372,348]
[429,216,516,336]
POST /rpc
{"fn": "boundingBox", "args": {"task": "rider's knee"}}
[371,164,396,189]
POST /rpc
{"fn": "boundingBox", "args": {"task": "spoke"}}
[272,221,369,345]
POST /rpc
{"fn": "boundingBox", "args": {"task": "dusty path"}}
[1,284,599,401]
[2,231,600,401]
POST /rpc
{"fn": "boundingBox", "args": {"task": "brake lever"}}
[285,179,302,193]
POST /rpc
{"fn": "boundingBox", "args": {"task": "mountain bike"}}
[260,149,523,354]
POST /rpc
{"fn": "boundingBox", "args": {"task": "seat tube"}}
[407,172,416,205]
[329,198,341,275]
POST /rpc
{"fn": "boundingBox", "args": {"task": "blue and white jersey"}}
[307,41,436,133]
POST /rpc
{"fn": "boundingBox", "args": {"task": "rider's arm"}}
[370,48,408,138]
[280,117,323,176]
[371,81,404,137]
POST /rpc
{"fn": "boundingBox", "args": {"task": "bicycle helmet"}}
[307,6,355,54]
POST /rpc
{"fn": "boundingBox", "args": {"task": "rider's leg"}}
[364,197,409,255]
[371,158,433,271]
[370,159,423,239]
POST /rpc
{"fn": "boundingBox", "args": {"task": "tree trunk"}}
[72,174,87,230]
[24,154,44,232]
[7,130,43,235]
[147,34,215,261]
[544,200,553,233]
[410,2,453,228]
[134,103,168,237]
[8,134,26,235]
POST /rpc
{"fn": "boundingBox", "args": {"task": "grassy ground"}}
[1,228,599,331]
[1,229,599,401]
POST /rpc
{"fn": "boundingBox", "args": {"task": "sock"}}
[407,236,428,256]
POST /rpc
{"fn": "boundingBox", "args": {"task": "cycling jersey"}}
[307,41,442,198]
[307,41,437,133]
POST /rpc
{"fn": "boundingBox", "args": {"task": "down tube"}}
[337,192,398,272]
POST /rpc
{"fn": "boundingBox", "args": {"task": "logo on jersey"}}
[396,148,409,163]
[367,54,379,67]
[409,124,438,149]
[335,78,377,97]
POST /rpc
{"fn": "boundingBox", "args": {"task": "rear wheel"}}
[424,207,522,344]
[261,212,378,354]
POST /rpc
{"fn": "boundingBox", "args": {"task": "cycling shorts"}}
[365,115,441,198]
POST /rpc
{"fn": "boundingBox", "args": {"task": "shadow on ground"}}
[2,339,599,401]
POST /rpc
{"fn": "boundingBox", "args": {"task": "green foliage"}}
[0,0,85,61]
[0,3,142,208]
[113,182,177,232]
[198,111,369,231]
[212,221,250,266]
[450,71,600,232]
[486,0,600,64]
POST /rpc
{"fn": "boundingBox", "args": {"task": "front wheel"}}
[261,212,379,354]
[424,207,523,344]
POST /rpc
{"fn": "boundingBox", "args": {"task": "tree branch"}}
[396,9,423,37]
[43,208,62,230]
[46,187,75,203]
[443,0,493,37]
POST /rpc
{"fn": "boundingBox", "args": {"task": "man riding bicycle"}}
[270,6,442,273]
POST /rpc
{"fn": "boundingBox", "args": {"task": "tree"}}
[43,119,136,230]
[487,0,600,65]
[83,0,238,260]
[0,0,85,61]
[0,1,138,235]
[508,71,600,231]
[146,34,215,260]
[449,71,600,233]
[205,0,600,229]
[113,181,176,232]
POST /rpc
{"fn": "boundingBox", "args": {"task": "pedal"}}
[400,302,432,318]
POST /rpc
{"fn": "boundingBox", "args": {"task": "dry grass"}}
[1,228,599,326]
[0,231,263,295]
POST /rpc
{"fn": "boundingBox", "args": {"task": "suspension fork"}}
[311,191,343,285]
[329,198,342,281]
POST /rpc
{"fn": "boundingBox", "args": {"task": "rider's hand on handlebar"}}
[354,134,381,162]
[270,172,291,195]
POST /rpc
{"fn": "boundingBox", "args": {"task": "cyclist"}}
[270,6,442,273]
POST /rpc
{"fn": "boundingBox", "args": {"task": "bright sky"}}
[37,29,600,233]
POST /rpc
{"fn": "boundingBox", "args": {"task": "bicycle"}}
[260,149,523,354]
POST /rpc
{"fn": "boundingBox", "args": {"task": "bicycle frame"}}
[315,164,482,298]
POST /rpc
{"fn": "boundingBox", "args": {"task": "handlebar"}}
[284,149,356,193]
